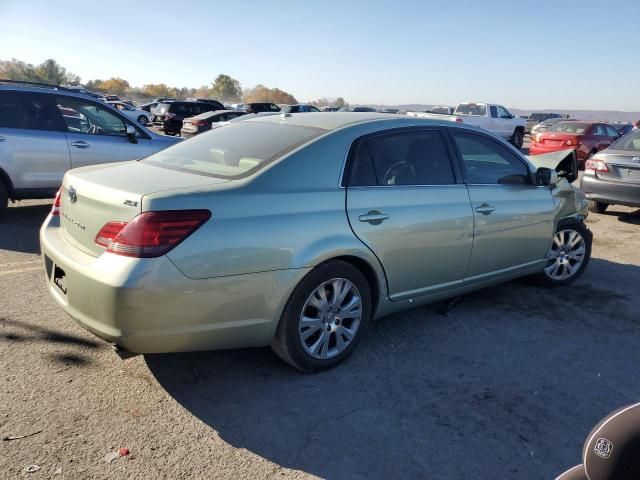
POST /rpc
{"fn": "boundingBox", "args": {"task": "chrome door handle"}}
[474,203,496,215]
[70,140,90,148]
[358,210,390,225]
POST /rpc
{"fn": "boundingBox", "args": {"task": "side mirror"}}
[125,124,138,144]
[536,167,558,187]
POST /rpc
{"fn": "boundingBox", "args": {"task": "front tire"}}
[510,128,524,149]
[533,222,592,287]
[588,200,608,214]
[271,261,372,372]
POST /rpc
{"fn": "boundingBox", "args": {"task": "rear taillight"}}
[95,210,211,258]
[585,158,609,173]
[454,117,463,123]
[51,187,62,216]
[566,135,582,146]
[192,120,207,126]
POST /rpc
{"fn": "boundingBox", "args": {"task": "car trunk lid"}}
[59,161,228,257]
[592,150,640,184]
[538,132,581,148]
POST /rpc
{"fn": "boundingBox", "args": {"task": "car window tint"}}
[353,130,455,186]
[451,131,530,185]
[489,106,498,118]
[56,96,127,137]
[0,92,61,131]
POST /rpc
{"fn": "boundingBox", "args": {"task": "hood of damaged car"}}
[527,148,578,183]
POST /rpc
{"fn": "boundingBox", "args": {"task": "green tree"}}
[0,58,79,85]
[244,84,297,104]
[210,74,242,102]
[334,97,347,108]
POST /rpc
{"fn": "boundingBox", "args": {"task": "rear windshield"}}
[144,121,324,178]
[548,122,590,134]
[454,104,487,116]
[609,130,640,151]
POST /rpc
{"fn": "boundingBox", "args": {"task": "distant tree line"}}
[0,58,348,107]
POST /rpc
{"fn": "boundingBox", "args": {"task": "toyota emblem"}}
[68,186,77,203]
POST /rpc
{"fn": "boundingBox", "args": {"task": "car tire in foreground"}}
[272,260,372,372]
[532,221,592,287]
[588,200,608,214]
[510,128,524,149]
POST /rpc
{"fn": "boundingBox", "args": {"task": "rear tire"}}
[532,222,592,287]
[588,200,608,214]
[0,182,8,217]
[271,260,372,372]
[510,128,524,149]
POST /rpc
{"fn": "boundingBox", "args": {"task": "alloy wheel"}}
[544,229,586,281]
[298,278,362,359]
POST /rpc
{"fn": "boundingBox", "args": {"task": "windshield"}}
[609,130,640,151]
[548,122,590,134]
[455,104,487,116]
[430,106,451,114]
[144,121,324,178]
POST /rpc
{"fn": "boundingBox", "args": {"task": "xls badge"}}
[594,437,613,458]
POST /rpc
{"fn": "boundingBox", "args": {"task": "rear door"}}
[346,128,473,301]
[448,129,555,283]
[55,95,153,169]
[0,91,70,191]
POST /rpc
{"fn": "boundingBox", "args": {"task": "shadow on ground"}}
[0,203,51,253]
[0,317,100,366]
[146,258,640,480]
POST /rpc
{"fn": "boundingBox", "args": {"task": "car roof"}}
[243,112,477,132]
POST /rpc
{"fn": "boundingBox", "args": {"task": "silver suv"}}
[0,80,180,213]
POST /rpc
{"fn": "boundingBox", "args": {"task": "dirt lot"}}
[1,195,639,479]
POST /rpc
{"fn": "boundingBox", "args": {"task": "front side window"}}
[348,130,455,186]
[451,131,530,185]
[56,96,127,136]
[490,106,498,118]
[497,106,511,119]
[605,126,619,138]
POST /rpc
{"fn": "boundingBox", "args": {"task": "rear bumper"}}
[580,175,640,207]
[40,216,310,353]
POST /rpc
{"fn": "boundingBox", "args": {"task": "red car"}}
[530,121,620,167]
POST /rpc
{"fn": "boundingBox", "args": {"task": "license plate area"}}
[53,265,68,295]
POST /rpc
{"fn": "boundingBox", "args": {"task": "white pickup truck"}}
[406,102,526,148]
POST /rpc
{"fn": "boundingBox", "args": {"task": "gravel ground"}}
[1,194,639,479]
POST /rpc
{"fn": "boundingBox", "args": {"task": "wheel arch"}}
[0,167,15,199]
[329,255,383,315]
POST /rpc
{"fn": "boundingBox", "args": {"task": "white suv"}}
[0,81,180,213]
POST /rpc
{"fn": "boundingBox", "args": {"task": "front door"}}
[346,128,474,301]
[54,95,153,169]
[448,129,555,283]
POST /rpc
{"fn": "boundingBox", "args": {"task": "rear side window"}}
[0,91,61,131]
[348,130,455,186]
[451,130,530,185]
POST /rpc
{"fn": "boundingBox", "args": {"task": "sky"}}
[1,0,639,110]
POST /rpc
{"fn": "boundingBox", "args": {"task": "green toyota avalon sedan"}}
[40,113,591,371]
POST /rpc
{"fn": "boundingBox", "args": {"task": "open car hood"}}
[527,148,578,183]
